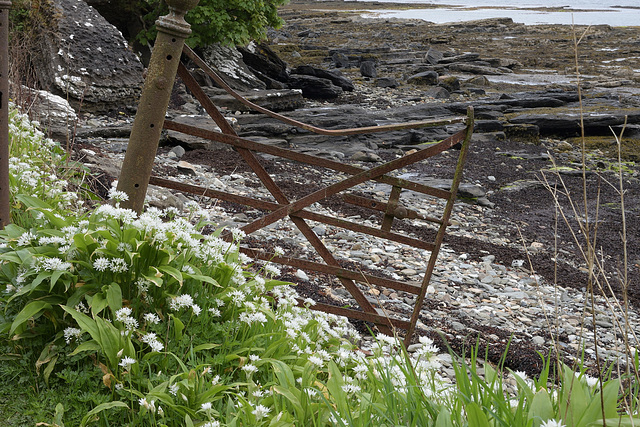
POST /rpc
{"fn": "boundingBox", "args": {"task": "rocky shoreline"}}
[59,3,640,375]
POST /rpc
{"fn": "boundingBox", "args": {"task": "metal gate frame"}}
[148,46,474,345]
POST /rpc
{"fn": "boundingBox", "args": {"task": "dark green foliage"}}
[137,0,288,48]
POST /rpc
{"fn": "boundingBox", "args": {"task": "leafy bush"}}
[137,0,288,48]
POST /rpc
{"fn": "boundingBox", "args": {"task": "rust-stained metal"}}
[116,0,199,213]
[0,0,11,228]
[132,45,474,342]
[403,106,475,346]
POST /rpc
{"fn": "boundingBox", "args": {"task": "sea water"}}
[354,0,640,26]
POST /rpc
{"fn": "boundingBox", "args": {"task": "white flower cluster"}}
[115,307,139,331]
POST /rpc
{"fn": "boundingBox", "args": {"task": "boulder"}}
[438,75,461,92]
[332,52,351,68]
[291,65,354,91]
[202,43,267,91]
[448,63,508,75]
[20,87,78,140]
[424,87,450,99]
[32,0,144,113]
[406,71,439,86]
[360,61,377,78]
[288,75,343,99]
[202,87,305,112]
[237,42,290,87]
[425,48,444,65]
[375,77,399,88]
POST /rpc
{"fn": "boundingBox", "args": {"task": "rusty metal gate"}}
[147,45,474,345]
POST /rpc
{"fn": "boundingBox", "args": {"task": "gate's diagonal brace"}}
[239,129,466,235]
[177,62,392,332]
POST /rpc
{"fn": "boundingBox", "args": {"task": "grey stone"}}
[407,71,439,86]
[32,0,144,113]
[203,43,267,91]
[360,61,377,78]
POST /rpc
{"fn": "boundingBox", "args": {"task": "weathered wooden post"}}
[116,0,199,213]
[0,1,11,227]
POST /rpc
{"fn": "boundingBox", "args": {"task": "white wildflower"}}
[63,327,83,344]
[251,404,270,420]
[119,356,136,369]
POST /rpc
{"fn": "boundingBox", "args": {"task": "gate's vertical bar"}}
[116,0,199,213]
[0,1,12,227]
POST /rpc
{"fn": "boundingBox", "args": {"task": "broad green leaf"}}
[171,314,185,341]
[105,283,122,313]
[70,340,102,356]
[89,293,108,316]
[80,401,128,426]
[193,343,221,352]
[529,389,554,427]
[159,265,183,285]
[435,409,454,427]
[10,301,52,334]
[61,306,100,344]
[466,402,491,427]
[95,317,121,368]
[273,384,302,409]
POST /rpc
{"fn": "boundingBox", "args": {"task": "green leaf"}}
[466,402,490,427]
[89,293,108,316]
[529,389,554,427]
[10,301,52,334]
[70,340,102,356]
[193,343,221,352]
[171,314,185,341]
[80,401,128,426]
[435,409,454,427]
[105,283,123,314]
[159,265,183,285]
[95,317,121,368]
[61,306,100,344]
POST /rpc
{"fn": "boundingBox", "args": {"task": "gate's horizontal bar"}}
[149,175,435,251]
[343,193,447,225]
[241,247,423,296]
[298,299,412,330]
[163,119,456,200]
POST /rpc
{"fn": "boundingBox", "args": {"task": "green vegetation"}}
[1,106,639,426]
[136,0,288,48]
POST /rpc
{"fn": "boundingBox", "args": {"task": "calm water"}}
[355,0,640,26]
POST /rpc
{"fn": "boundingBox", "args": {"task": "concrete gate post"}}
[116,0,199,213]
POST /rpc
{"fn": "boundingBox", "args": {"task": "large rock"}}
[202,43,267,91]
[406,71,439,86]
[237,42,290,88]
[32,0,144,113]
[291,65,355,91]
[202,87,305,112]
[288,75,344,99]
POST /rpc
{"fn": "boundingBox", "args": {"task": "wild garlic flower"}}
[541,420,565,427]
[141,332,164,352]
[251,404,270,420]
[63,327,83,344]
[241,364,258,375]
[143,313,160,324]
[119,356,136,369]
[200,402,213,411]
